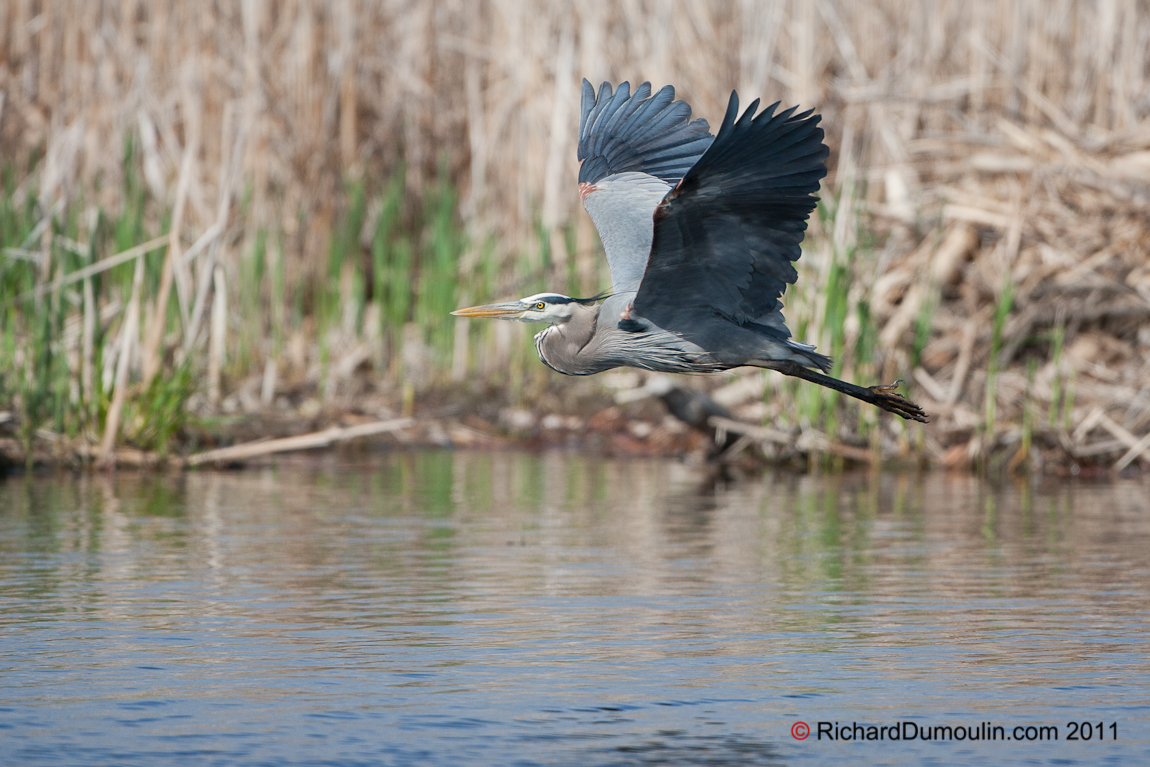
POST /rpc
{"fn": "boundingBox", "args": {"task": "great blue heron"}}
[453,81,927,422]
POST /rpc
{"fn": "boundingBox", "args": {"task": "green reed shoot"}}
[1047,321,1065,428]
[820,242,854,440]
[1062,373,1076,431]
[911,286,938,369]
[1021,358,1036,466]
[372,171,405,343]
[417,175,465,356]
[984,275,1014,439]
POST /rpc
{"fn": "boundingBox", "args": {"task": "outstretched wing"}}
[578,80,714,185]
[577,81,713,293]
[633,92,828,343]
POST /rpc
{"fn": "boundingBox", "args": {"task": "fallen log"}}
[185,418,413,466]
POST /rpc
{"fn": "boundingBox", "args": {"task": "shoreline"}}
[2,388,1141,478]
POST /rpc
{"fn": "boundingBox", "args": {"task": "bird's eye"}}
[535,302,546,310]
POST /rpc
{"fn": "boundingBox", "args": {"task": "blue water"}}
[2,452,1148,765]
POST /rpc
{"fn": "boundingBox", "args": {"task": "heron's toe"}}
[866,381,930,423]
[869,379,903,395]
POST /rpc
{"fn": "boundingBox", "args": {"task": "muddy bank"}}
[2,372,1142,477]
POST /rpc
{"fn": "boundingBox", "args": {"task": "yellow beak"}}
[450,301,527,319]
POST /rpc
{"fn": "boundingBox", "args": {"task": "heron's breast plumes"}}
[534,318,714,377]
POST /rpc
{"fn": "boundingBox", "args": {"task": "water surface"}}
[2,453,1148,765]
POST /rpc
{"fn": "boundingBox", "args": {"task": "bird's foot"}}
[866,380,930,423]
[619,302,634,321]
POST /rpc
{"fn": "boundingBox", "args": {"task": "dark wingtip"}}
[577,79,716,186]
[722,90,740,131]
[739,97,762,127]
[579,79,595,136]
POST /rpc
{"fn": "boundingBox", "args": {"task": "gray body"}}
[533,291,815,377]
[537,165,819,377]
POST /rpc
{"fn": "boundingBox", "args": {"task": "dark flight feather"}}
[634,91,829,358]
[577,80,714,186]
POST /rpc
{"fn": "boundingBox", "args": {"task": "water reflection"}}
[1,454,1148,765]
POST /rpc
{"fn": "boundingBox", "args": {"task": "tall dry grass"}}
[1,1,1149,469]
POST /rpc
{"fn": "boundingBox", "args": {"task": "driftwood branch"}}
[708,416,793,446]
[185,418,413,466]
[708,415,882,463]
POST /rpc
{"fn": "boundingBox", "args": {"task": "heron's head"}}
[451,293,602,324]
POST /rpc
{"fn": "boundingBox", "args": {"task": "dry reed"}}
[1,1,1149,471]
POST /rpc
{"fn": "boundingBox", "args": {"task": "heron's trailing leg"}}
[765,361,930,423]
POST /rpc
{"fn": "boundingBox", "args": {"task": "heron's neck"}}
[533,303,603,376]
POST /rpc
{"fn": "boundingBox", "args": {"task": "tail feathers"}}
[786,339,833,372]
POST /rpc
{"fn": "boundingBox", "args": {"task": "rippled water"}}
[2,453,1148,765]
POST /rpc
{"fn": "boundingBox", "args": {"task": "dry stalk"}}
[141,92,201,387]
[2,2,1148,470]
[97,253,145,467]
[208,265,227,407]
